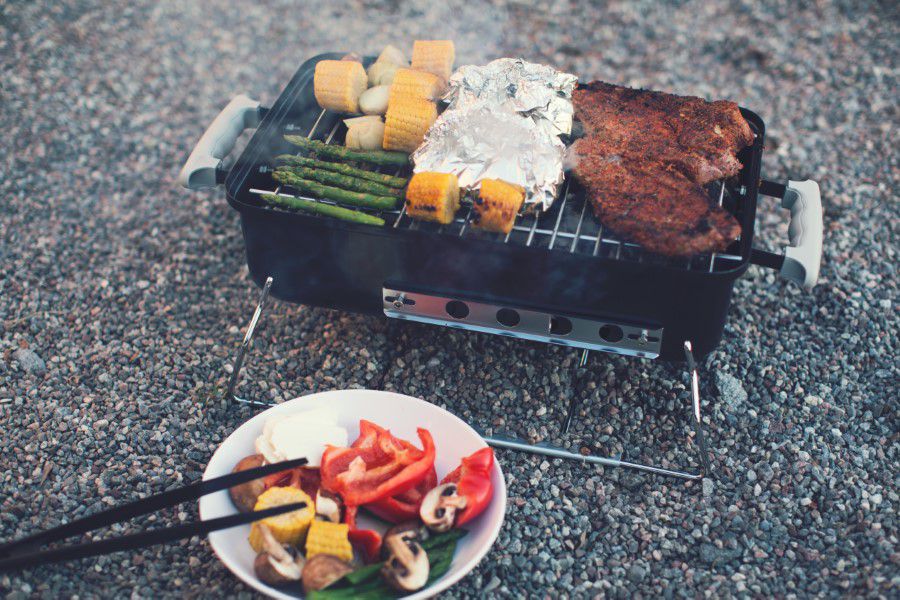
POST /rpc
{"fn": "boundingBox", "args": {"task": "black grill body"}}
[223,53,766,361]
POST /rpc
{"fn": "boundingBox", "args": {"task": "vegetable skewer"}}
[274,166,401,198]
[271,171,398,210]
[284,135,410,167]
[261,194,386,226]
[276,155,409,188]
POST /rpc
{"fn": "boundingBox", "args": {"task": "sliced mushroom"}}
[419,483,467,532]
[229,454,266,513]
[253,524,305,586]
[380,522,428,559]
[381,527,429,592]
[315,489,342,523]
[302,554,353,593]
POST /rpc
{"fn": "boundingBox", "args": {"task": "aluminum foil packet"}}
[445,58,578,137]
[413,103,566,212]
[413,59,577,212]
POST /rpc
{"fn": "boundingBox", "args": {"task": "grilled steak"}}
[572,81,754,256]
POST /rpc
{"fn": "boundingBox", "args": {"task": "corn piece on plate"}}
[200,389,507,599]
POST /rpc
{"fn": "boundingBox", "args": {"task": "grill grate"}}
[250,109,746,273]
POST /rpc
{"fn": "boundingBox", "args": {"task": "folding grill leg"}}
[562,349,590,434]
[225,276,278,407]
[483,341,712,480]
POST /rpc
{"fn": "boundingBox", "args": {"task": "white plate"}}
[200,389,507,599]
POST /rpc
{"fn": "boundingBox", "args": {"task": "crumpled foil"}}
[413,103,566,212]
[445,58,578,137]
[412,59,576,212]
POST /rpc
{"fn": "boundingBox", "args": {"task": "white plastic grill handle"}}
[178,95,261,190]
[780,179,823,289]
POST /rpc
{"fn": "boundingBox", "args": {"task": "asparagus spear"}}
[272,170,398,210]
[261,194,385,226]
[284,135,410,167]
[276,154,409,188]
[274,165,401,197]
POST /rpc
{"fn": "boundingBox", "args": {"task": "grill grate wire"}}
[250,109,745,272]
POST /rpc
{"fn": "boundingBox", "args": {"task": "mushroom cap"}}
[315,489,343,523]
[253,524,304,585]
[301,555,353,593]
[381,531,430,592]
[419,483,468,533]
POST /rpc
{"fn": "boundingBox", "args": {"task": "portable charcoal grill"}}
[179,53,823,480]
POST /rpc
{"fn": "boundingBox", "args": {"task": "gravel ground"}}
[1,0,897,597]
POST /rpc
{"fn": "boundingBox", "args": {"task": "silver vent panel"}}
[383,288,663,358]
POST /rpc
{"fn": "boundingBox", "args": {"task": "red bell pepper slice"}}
[262,466,321,499]
[365,467,437,523]
[321,424,436,506]
[343,505,382,563]
[441,447,494,526]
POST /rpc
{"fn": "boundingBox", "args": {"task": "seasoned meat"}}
[572,81,754,256]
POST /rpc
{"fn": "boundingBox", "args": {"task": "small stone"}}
[702,478,714,497]
[628,564,647,582]
[716,372,747,407]
[805,395,822,406]
[12,349,46,375]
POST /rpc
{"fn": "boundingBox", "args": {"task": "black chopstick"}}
[0,502,307,572]
[0,457,307,559]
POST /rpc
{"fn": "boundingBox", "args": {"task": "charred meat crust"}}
[572,81,753,257]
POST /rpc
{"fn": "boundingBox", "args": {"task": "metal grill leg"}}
[225,277,278,407]
[562,349,590,434]
[483,340,712,480]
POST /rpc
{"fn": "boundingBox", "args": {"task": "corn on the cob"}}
[472,179,525,234]
[405,172,460,224]
[388,68,444,104]
[247,486,314,552]
[411,40,455,83]
[305,519,353,562]
[383,98,438,153]
[314,60,368,113]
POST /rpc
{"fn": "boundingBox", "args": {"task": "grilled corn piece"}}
[405,172,460,224]
[314,60,368,113]
[305,519,353,562]
[411,40,455,83]
[388,68,444,104]
[383,98,437,153]
[248,486,314,552]
[472,179,525,234]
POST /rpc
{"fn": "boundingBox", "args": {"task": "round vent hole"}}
[445,300,469,319]
[599,324,624,342]
[496,308,520,327]
[550,316,573,335]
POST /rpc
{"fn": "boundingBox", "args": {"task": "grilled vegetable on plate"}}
[200,389,505,599]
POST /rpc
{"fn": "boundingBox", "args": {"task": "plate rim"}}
[200,388,507,599]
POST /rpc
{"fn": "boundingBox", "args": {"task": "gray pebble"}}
[12,348,46,375]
